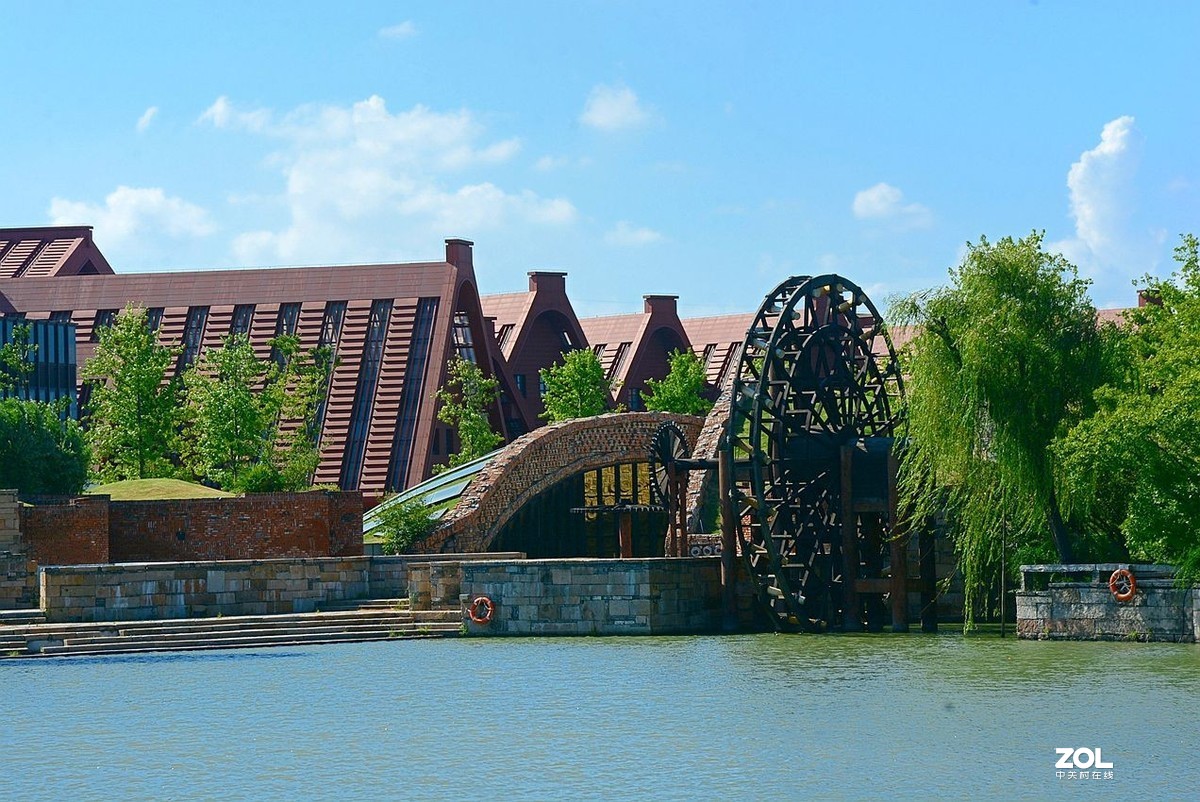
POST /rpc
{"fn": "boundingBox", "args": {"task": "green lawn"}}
[85,478,234,501]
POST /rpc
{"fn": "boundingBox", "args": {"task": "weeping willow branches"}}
[891,232,1109,626]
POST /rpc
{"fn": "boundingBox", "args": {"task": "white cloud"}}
[136,106,158,133]
[1050,115,1155,305]
[48,186,215,262]
[197,95,270,132]
[605,221,663,247]
[1064,115,1138,259]
[851,182,933,228]
[580,84,650,131]
[378,21,417,39]
[203,94,575,264]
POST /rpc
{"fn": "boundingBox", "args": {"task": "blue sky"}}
[3,1,1197,316]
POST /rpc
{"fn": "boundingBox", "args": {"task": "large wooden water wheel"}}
[721,274,915,632]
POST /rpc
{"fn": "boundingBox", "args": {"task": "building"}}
[0,316,78,412]
[0,229,528,498]
[579,295,692,411]
[481,271,590,421]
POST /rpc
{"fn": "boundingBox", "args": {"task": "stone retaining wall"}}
[1016,564,1199,642]
[458,557,727,636]
[38,553,522,623]
[0,490,34,609]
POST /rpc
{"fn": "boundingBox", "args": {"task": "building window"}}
[341,300,393,490]
[701,343,717,369]
[451,310,476,363]
[558,329,574,351]
[313,301,348,441]
[630,389,644,411]
[90,309,117,342]
[608,342,631,381]
[230,304,255,335]
[514,373,526,397]
[49,311,72,323]
[539,375,548,397]
[275,303,301,337]
[496,324,515,349]
[146,307,164,332]
[177,306,209,373]
[387,297,439,491]
[319,301,347,351]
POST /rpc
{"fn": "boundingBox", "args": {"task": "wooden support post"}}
[840,444,861,632]
[667,463,679,557]
[677,477,689,558]
[888,449,909,633]
[919,521,938,633]
[618,510,633,558]
[719,433,738,632]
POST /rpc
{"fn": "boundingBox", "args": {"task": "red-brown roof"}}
[0,226,114,279]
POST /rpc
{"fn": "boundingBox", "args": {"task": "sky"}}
[3,1,1198,317]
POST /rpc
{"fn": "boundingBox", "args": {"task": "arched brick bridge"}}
[419,412,703,553]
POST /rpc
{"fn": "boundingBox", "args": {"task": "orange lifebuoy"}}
[1109,568,1137,603]
[468,595,495,624]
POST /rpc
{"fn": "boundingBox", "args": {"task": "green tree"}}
[644,349,713,416]
[436,356,503,468]
[181,333,332,492]
[0,323,34,393]
[375,495,437,554]
[539,348,613,422]
[82,305,180,481]
[1054,234,1200,579]
[0,398,88,494]
[892,232,1110,625]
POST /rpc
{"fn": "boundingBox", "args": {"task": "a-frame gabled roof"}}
[0,226,114,279]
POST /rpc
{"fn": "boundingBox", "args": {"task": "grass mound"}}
[86,478,234,501]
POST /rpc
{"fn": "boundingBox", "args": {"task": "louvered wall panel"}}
[248,303,280,363]
[0,240,38,277]
[356,300,416,494]
[156,307,190,348]
[68,310,97,392]
[23,239,76,277]
[201,306,235,353]
[312,300,373,486]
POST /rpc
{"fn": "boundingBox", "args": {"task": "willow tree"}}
[892,232,1109,622]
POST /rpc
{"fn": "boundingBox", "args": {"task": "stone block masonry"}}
[1016,564,1199,642]
[459,557,727,636]
[38,553,522,623]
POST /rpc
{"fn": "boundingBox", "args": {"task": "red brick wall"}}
[21,496,110,565]
[107,492,363,562]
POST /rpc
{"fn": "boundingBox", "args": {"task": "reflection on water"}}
[1,634,1196,800]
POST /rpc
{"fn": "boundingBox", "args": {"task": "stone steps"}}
[319,597,411,612]
[0,604,463,658]
[60,621,444,647]
[0,609,46,626]
[35,629,457,658]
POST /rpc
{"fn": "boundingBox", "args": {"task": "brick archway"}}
[420,412,703,553]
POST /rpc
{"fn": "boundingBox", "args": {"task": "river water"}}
[2,633,1196,800]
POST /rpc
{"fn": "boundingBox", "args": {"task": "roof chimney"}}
[643,294,678,316]
[528,271,567,294]
[445,238,474,270]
